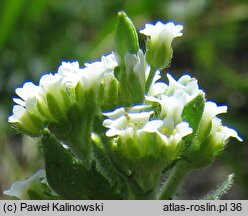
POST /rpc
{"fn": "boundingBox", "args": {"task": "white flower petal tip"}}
[221,126,243,142]
[8,105,26,123]
[140,21,183,39]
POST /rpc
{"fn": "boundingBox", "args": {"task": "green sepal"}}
[182,93,205,150]
[100,77,119,111]
[41,129,122,199]
[63,87,98,164]
[146,42,172,69]
[114,11,139,61]
[46,93,64,120]
[118,70,144,107]
[181,93,224,168]
[108,133,166,197]
[47,118,71,141]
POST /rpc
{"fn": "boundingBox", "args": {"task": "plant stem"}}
[159,160,192,200]
[145,66,157,93]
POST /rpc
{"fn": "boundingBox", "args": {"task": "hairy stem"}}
[159,160,192,200]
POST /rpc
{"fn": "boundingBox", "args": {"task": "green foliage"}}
[41,129,122,199]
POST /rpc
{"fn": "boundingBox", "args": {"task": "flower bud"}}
[114,12,139,61]
[117,49,150,106]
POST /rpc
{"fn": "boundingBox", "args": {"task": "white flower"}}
[197,101,228,139]
[15,82,42,103]
[84,53,118,88]
[202,101,227,122]
[146,73,203,123]
[147,91,188,122]
[209,118,243,144]
[4,170,46,199]
[157,119,192,146]
[9,82,43,136]
[140,21,183,68]
[200,102,242,143]
[103,105,154,137]
[85,53,118,74]
[11,82,42,113]
[148,81,168,97]
[140,21,183,47]
[165,73,202,99]
[58,61,81,78]
[58,54,118,91]
[147,73,202,99]
[38,73,68,119]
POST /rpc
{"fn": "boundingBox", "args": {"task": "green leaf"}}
[202,174,235,200]
[41,129,123,199]
[182,93,205,148]
[114,11,139,60]
[92,134,128,198]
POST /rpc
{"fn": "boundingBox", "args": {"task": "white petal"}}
[58,61,80,77]
[16,82,41,101]
[148,82,167,96]
[106,128,122,137]
[221,126,243,142]
[13,98,25,106]
[8,105,26,123]
[142,120,163,133]
[175,122,193,138]
[204,102,227,120]
[103,107,126,119]
[140,21,183,42]
[128,111,153,123]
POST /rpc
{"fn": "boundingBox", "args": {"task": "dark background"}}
[0,0,247,199]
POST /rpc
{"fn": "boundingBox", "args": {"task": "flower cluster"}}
[7,12,242,200]
[9,54,118,136]
[102,72,242,190]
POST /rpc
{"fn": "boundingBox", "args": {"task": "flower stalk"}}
[159,160,193,200]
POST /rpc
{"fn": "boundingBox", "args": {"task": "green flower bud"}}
[114,11,139,61]
[117,49,150,106]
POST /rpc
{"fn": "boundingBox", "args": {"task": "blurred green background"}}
[0,0,247,199]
